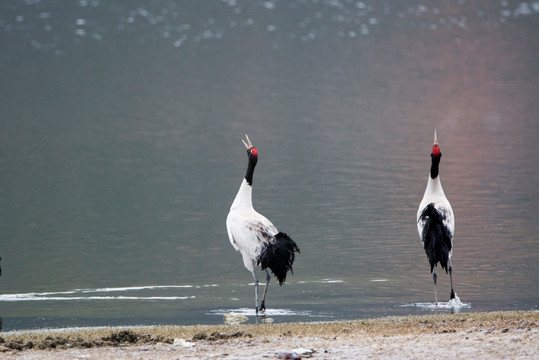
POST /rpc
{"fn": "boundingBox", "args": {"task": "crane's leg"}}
[432,270,438,306]
[448,258,455,300]
[251,271,260,315]
[258,270,271,313]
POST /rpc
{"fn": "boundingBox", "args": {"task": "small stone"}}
[277,350,301,359]
[173,338,195,347]
[293,347,314,357]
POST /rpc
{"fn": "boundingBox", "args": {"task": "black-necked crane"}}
[226,135,300,314]
[417,130,455,304]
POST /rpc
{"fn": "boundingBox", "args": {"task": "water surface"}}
[0,0,537,331]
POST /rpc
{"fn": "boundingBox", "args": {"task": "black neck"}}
[245,158,256,186]
[430,154,441,179]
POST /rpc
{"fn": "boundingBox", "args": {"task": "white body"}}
[417,174,455,254]
[226,179,278,272]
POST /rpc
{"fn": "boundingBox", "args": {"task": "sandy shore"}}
[0,311,537,359]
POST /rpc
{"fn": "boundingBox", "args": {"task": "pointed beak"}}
[242,134,254,149]
[433,130,438,145]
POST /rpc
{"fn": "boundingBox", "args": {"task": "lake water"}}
[0,1,537,331]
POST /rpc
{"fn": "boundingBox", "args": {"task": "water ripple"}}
[400,294,471,311]
[0,284,217,302]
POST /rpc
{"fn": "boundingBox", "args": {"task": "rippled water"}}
[0,1,538,331]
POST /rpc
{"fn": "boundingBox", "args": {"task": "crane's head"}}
[430,130,442,179]
[431,130,441,158]
[242,134,258,164]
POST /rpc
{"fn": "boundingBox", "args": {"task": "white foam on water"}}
[320,279,344,283]
[297,278,344,284]
[86,285,198,293]
[400,293,471,310]
[0,295,196,302]
[0,284,216,302]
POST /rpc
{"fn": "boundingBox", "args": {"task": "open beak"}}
[242,134,254,149]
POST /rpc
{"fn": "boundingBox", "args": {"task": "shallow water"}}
[0,1,538,331]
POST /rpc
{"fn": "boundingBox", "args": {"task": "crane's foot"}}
[258,301,266,315]
[450,289,456,300]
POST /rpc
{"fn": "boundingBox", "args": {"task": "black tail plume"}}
[420,204,452,273]
[258,232,300,285]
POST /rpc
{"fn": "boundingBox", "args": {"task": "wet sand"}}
[0,311,537,359]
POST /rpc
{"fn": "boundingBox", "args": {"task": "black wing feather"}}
[258,232,300,285]
[419,203,453,273]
